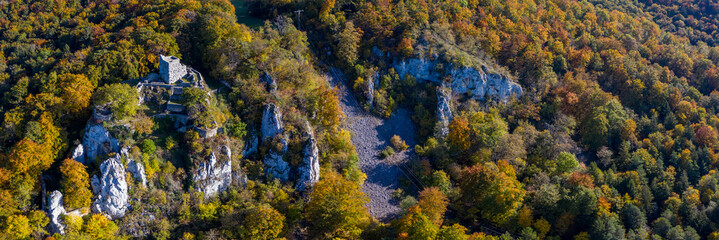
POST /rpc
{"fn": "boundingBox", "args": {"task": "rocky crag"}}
[295,128,320,191]
[47,191,67,235]
[437,87,453,136]
[393,58,522,102]
[193,145,233,198]
[92,154,129,219]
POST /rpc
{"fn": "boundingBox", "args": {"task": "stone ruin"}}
[160,55,187,84]
[133,55,217,138]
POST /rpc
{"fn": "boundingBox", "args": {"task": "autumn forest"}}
[4,0,719,239]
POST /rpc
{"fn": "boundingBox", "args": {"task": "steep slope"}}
[328,67,417,221]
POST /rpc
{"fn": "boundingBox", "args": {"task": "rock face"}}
[91,175,101,194]
[80,124,119,164]
[47,190,67,235]
[393,59,522,102]
[193,146,233,198]
[123,148,147,187]
[261,72,278,93]
[92,155,129,219]
[242,133,258,157]
[437,87,453,136]
[261,104,283,141]
[366,74,376,108]
[262,104,290,181]
[264,139,290,181]
[71,144,84,162]
[295,132,320,191]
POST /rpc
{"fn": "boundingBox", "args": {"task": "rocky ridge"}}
[193,145,233,198]
[393,58,522,102]
[295,128,320,191]
[437,87,453,136]
[47,191,67,235]
[75,124,120,164]
[262,104,291,181]
[92,154,129,219]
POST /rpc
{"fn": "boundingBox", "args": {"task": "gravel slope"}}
[327,68,417,222]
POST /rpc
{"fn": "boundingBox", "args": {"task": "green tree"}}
[556,152,579,174]
[622,204,646,230]
[181,87,206,106]
[140,139,156,155]
[590,212,625,240]
[335,21,363,67]
[93,83,139,120]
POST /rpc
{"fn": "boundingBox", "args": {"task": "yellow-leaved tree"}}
[304,171,369,239]
[238,205,284,240]
[459,160,525,224]
[60,159,92,210]
[60,73,94,117]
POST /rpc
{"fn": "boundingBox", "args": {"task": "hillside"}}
[5,0,719,239]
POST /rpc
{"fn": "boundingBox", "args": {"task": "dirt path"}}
[327,68,417,222]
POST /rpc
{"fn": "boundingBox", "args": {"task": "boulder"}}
[261,104,283,141]
[437,87,453,136]
[81,124,120,164]
[193,146,232,198]
[92,154,129,219]
[295,132,320,191]
[393,59,522,102]
[47,190,67,235]
[71,144,84,163]
[264,138,289,181]
[261,72,278,93]
[123,148,147,187]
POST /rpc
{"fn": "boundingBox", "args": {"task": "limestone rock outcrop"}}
[47,190,67,235]
[91,175,101,194]
[123,148,147,187]
[92,154,129,219]
[295,132,320,191]
[71,144,84,162]
[261,104,290,181]
[242,133,258,157]
[393,59,522,102]
[437,87,453,136]
[261,72,278,93]
[193,146,233,198]
[79,124,119,164]
[264,138,289,181]
[261,104,283,141]
[366,74,376,108]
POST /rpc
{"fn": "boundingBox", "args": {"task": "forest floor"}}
[327,67,418,222]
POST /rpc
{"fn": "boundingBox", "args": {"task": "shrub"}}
[391,135,409,151]
[225,116,247,139]
[380,146,395,159]
[140,139,156,155]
